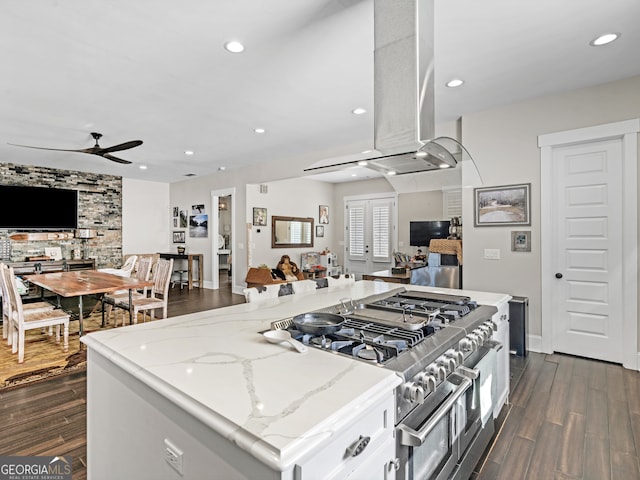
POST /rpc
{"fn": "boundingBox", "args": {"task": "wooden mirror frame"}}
[271,216,314,249]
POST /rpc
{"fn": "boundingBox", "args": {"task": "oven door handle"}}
[398,375,472,447]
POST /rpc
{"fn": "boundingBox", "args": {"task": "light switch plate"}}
[484,248,501,260]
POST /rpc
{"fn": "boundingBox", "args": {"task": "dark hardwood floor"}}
[3,281,640,480]
[476,352,640,480]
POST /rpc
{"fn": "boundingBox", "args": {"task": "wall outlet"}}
[484,248,501,260]
[164,438,183,475]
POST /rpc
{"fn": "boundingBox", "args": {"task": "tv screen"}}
[410,220,450,247]
[0,185,78,230]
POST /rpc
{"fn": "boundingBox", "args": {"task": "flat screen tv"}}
[0,185,78,230]
[410,220,450,247]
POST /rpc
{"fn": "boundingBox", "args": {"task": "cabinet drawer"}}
[294,392,395,480]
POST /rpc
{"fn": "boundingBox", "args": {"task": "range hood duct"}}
[305,0,476,178]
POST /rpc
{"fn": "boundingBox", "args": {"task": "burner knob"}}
[403,382,425,404]
[445,349,465,365]
[416,372,438,394]
[473,328,488,342]
[459,337,475,353]
[437,356,456,373]
[479,324,493,338]
[466,334,480,350]
[426,363,447,382]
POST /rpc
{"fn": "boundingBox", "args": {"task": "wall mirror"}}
[272,216,314,248]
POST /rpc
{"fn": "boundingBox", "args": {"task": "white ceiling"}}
[1,0,639,184]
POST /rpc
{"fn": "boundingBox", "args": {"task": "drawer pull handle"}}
[346,435,370,458]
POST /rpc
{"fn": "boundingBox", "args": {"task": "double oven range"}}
[270,288,501,480]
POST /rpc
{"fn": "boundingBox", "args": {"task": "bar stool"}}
[172,269,189,290]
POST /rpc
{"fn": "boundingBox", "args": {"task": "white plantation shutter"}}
[348,204,366,260]
[443,188,462,218]
[371,202,391,262]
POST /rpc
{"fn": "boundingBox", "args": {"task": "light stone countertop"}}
[81,281,509,471]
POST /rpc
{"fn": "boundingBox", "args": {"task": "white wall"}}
[122,178,170,256]
[246,178,334,269]
[461,74,640,343]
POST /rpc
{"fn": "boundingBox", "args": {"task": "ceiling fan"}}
[8,132,143,164]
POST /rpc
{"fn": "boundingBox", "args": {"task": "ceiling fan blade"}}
[8,143,90,154]
[102,153,133,164]
[100,140,143,154]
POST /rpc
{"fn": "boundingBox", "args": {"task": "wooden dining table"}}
[26,270,154,336]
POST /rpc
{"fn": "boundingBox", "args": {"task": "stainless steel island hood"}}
[305,0,474,178]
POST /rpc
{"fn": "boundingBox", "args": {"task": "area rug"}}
[0,309,113,391]
[1,350,86,391]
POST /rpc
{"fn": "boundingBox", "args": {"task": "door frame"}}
[210,187,236,290]
[539,119,639,370]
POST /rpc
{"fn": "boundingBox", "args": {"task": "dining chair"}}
[327,273,356,289]
[102,257,152,326]
[118,258,173,324]
[98,254,138,277]
[1,264,69,363]
[0,262,55,346]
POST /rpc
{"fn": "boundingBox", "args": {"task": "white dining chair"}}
[117,258,173,323]
[102,257,152,326]
[1,264,69,363]
[0,262,55,346]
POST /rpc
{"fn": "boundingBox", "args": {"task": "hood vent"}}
[305,0,475,178]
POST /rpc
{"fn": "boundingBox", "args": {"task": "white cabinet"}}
[293,392,395,479]
[491,300,510,418]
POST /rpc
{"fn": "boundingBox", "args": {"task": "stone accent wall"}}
[0,163,122,268]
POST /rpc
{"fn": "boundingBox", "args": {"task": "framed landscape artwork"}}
[474,183,531,226]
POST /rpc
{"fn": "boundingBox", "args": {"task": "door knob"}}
[555,273,563,279]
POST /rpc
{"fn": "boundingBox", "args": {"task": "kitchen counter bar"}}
[82,281,510,478]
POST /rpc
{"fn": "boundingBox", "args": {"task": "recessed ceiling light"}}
[446,78,464,88]
[357,160,368,166]
[351,173,358,177]
[224,41,245,53]
[352,107,367,115]
[254,128,265,134]
[218,166,226,171]
[387,170,396,176]
[590,32,621,46]
[139,165,148,170]
[184,150,194,156]
[439,164,450,169]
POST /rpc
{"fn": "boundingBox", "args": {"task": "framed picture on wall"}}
[173,231,185,243]
[189,214,208,238]
[474,183,531,226]
[511,230,531,252]
[319,205,329,224]
[253,207,267,226]
[179,210,188,228]
[172,206,179,218]
[316,225,324,237]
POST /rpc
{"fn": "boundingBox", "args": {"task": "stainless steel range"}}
[270,288,501,480]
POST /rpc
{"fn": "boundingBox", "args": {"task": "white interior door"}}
[344,196,395,277]
[550,139,623,362]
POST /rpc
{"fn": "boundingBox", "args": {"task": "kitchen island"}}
[82,281,510,479]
